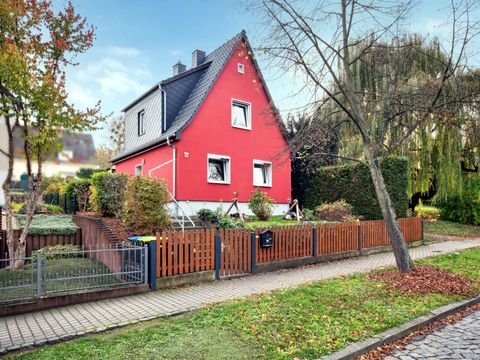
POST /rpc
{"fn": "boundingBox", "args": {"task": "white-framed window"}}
[253,160,272,187]
[232,99,251,130]
[207,154,231,184]
[135,164,143,176]
[137,110,145,136]
[237,63,245,74]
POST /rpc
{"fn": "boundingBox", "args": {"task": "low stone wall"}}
[0,285,149,317]
[156,270,215,289]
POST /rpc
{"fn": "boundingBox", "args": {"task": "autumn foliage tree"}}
[0,0,105,269]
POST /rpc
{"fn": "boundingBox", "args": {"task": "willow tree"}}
[336,37,480,205]
[256,0,479,272]
[0,0,104,269]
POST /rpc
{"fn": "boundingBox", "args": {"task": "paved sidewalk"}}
[388,310,480,359]
[1,239,479,354]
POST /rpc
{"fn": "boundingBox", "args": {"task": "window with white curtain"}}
[208,154,230,184]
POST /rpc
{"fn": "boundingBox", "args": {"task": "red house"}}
[112,31,291,216]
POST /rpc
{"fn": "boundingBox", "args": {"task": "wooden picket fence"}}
[152,217,423,280]
[358,217,422,250]
[255,225,313,264]
[316,222,359,255]
[156,229,215,277]
[219,228,251,277]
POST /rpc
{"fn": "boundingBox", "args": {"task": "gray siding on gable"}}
[124,88,163,152]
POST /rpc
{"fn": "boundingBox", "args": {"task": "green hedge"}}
[16,215,78,235]
[439,175,480,225]
[123,176,170,235]
[91,172,128,218]
[304,157,409,220]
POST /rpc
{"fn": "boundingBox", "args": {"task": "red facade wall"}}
[115,40,291,204]
[175,41,291,204]
[114,146,175,194]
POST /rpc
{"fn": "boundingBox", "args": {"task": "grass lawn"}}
[16,215,78,235]
[8,248,480,360]
[424,220,480,238]
[245,215,322,229]
[0,257,122,303]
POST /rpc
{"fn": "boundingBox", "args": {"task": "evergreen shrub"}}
[304,157,409,220]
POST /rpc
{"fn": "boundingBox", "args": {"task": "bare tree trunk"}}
[13,147,43,269]
[2,115,16,267]
[3,188,15,266]
[365,147,413,272]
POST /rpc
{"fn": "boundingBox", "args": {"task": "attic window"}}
[253,161,272,187]
[232,100,251,130]
[237,63,245,74]
[137,110,145,136]
[208,154,230,184]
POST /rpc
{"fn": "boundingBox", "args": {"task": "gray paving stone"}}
[391,311,480,359]
[1,238,480,355]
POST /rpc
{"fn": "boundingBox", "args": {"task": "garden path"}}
[1,238,479,354]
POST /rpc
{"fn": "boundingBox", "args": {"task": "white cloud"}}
[66,46,152,106]
[107,46,142,57]
[65,45,154,146]
[169,49,181,56]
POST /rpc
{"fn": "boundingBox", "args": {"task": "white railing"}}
[167,190,195,232]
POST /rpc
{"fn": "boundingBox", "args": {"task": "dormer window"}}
[137,110,145,136]
[232,99,251,130]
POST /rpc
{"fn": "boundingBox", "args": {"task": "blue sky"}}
[62,0,461,148]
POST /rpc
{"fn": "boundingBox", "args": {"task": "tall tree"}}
[256,0,479,272]
[0,0,104,268]
[331,39,480,207]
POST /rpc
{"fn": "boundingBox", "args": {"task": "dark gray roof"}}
[164,30,245,137]
[162,63,209,130]
[113,30,286,163]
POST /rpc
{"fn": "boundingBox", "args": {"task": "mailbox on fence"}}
[259,230,273,248]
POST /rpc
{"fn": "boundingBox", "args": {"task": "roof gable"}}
[113,30,287,163]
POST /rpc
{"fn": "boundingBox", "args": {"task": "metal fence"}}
[0,243,147,305]
[43,193,77,214]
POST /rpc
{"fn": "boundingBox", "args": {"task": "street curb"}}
[321,295,480,360]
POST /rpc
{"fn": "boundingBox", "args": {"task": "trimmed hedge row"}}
[16,215,78,235]
[304,157,409,220]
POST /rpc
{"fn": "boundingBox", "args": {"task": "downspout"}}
[162,86,176,199]
[166,135,176,199]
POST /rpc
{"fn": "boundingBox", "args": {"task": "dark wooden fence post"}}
[421,220,425,245]
[250,231,256,274]
[358,224,363,256]
[214,234,221,280]
[312,227,317,257]
[146,240,157,290]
